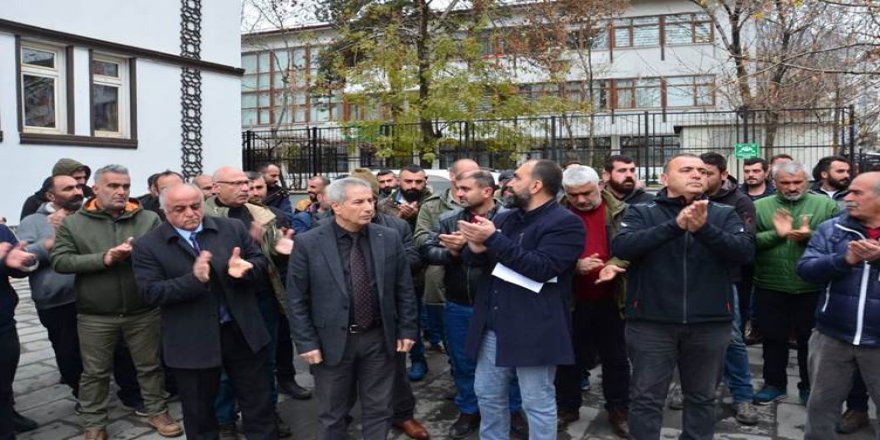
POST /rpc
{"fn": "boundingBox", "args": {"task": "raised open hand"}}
[227,247,254,279]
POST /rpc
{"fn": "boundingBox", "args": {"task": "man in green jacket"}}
[752,161,839,406]
[50,165,182,440]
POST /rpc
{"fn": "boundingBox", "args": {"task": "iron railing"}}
[242,107,856,190]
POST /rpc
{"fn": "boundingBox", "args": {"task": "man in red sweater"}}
[554,165,633,437]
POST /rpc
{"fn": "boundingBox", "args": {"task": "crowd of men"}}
[0,151,878,440]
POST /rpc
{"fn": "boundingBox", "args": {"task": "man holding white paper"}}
[458,160,585,440]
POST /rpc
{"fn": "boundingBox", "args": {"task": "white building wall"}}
[0,1,242,221]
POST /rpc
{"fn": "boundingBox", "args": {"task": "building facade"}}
[240,0,735,130]
[0,0,242,220]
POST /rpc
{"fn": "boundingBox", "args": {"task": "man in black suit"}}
[131,184,277,439]
[287,177,419,440]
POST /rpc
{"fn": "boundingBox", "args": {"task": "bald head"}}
[450,159,480,180]
[192,175,214,197]
[212,167,250,206]
[161,184,204,230]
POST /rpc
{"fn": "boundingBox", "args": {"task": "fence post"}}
[550,116,557,162]
[642,111,649,180]
[849,105,856,164]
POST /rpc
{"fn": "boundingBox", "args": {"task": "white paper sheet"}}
[491,263,557,293]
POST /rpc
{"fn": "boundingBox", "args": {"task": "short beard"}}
[781,191,806,202]
[608,178,635,195]
[58,197,84,211]
[510,191,531,210]
[828,177,849,191]
[402,188,422,203]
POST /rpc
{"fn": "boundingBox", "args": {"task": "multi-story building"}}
[241,0,732,129]
[0,0,242,219]
[240,0,852,182]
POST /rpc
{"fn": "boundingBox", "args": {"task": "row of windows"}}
[484,12,713,56]
[19,41,132,138]
[241,74,715,127]
[241,47,328,126]
[521,76,715,110]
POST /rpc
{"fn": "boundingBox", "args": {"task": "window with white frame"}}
[20,42,67,134]
[91,55,130,138]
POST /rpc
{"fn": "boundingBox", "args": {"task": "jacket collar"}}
[159,216,221,243]
[654,188,706,207]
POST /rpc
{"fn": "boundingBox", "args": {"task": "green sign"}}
[734,143,760,159]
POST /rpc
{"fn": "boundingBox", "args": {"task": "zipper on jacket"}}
[833,223,870,345]
[682,232,689,324]
[821,282,832,313]
[114,221,126,315]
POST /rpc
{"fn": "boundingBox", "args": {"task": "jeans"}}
[756,288,818,391]
[410,295,426,364]
[475,331,557,440]
[77,309,166,429]
[445,301,522,415]
[0,329,19,440]
[723,287,754,404]
[805,331,880,440]
[627,321,730,440]
[215,292,279,425]
[555,298,629,413]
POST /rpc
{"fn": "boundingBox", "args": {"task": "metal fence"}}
[242,107,856,190]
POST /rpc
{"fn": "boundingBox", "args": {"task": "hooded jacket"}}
[612,189,754,324]
[21,159,94,220]
[754,192,839,293]
[810,181,849,202]
[797,213,880,347]
[50,198,161,316]
[620,187,655,205]
[17,203,77,310]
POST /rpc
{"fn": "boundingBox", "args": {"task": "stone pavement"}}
[10,277,878,439]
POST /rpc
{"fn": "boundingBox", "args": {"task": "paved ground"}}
[10,277,878,439]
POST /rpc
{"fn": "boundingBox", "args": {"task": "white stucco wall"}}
[0,1,242,222]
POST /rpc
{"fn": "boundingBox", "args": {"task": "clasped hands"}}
[456,216,496,254]
[675,200,709,233]
[0,241,37,271]
[192,247,254,284]
[845,239,880,265]
[772,209,811,242]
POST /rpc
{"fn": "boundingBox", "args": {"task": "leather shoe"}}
[277,411,292,438]
[148,412,183,437]
[83,428,108,440]
[449,412,480,439]
[13,410,38,432]
[510,411,528,439]
[608,407,630,438]
[278,377,312,400]
[393,418,431,440]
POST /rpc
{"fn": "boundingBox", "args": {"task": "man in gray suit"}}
[287,177,419,440]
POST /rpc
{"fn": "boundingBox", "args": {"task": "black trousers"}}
[756,288,818,390]
[556,297,630,412]
[36,303,144,405]
[314,328,395,440]
[173,322,276,440]
[392,351,416,422]
[276,313,295,381]
[0,329,19,440]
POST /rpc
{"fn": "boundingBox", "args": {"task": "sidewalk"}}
[10,277,877,439]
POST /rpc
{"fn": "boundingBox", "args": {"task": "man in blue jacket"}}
[797,171,880,439]
[612,154,753,440]
[459,160,585,440]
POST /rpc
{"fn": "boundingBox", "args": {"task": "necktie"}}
[190,232,232,323]
[349,233,375,327]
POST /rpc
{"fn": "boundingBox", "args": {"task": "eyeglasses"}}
[216,180,250,187]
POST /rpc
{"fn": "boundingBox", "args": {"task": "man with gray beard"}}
[752,162,839,406]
